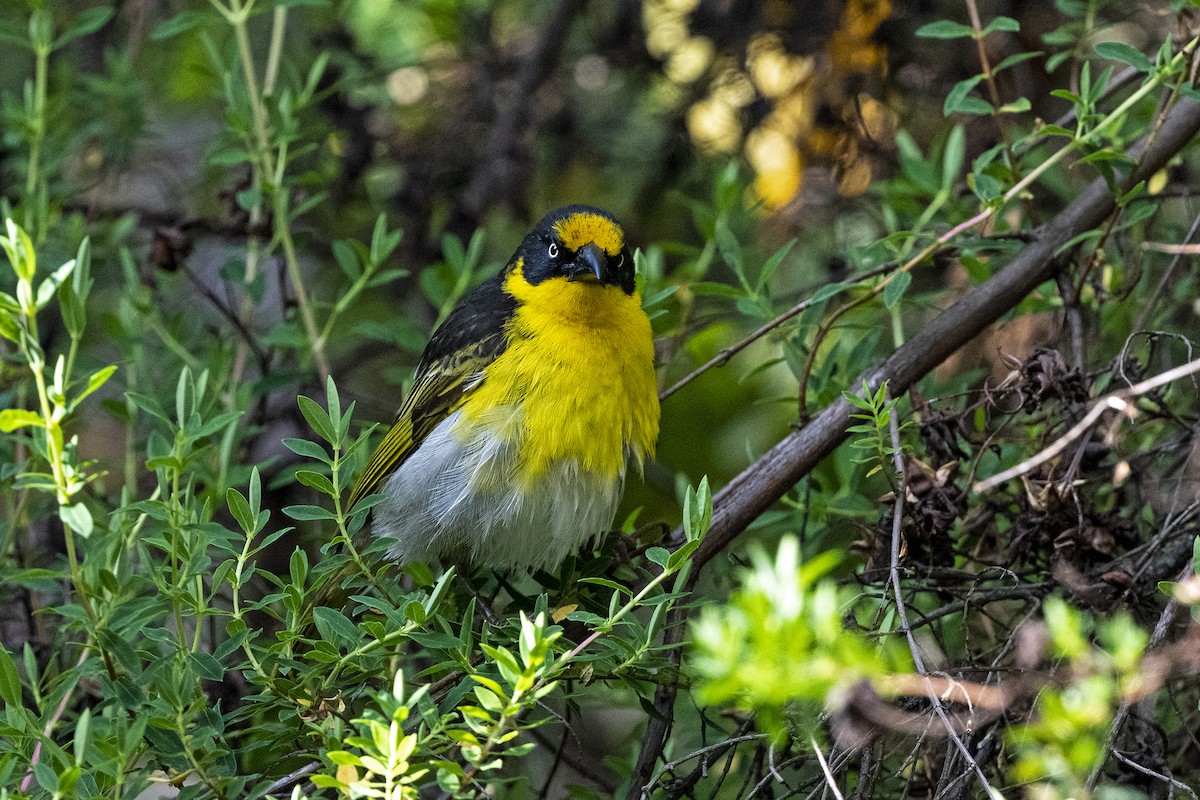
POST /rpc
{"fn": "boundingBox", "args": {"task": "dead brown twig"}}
[972,356,1200,494]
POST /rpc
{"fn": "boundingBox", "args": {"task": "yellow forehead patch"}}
[552,213,624,256]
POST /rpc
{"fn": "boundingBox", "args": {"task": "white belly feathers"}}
[372,407,624,570]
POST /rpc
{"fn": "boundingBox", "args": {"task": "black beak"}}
[568,243,607,284]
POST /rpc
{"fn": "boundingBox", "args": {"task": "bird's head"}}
[513,205,636,294]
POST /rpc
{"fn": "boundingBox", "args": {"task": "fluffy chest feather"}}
[455,266,659,483]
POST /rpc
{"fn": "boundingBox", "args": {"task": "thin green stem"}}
[226,0,274,174]
[275,184,331,382]
[263,5,288,97]
[25,43,48,201]
[221,0,329,381]
[553,562,682,674]
[114,485,160,581]
[323,619,421,689]
[328,424,373,581]
[232,531,267,676]
[169,444,187,646]
[318,269,373,347]
[29,363,66,503]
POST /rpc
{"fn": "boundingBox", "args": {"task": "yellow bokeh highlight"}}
[387,66,429,105]
[747,126,803,209]
[830,0,892,72]
[1148,168,1168,195]
[711,66,756,108]
[647,17,689,59]
[644,0,891,210]
[687,96,742,154]
[838,158,873,197]
[769,92,813,138]
[666,36,715,84]
[747,34,812,100]
[854,93,897,143]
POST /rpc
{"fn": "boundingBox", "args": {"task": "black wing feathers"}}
[347,274,517,508]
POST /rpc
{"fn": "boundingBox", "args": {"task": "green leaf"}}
[410,631,465,649]
[578,577,632,595]
[58,279,85,339]
[36,258,76,309]
[944,76,992,116]
[53,6,114,49]
[150,10,205,39]
[810,282,846,303]
[690,281,744,299]
[1094,41,1152,73]
[714,219,743,275]
[60,503,94,538]
[684,476,712,541]
[970,171,1003,203]
[369,213,403,264]
[980,16,1020,35]
[1039,123,1075,138]
[312,607,361,645]
[646,547,670,567]
[667,539,701,572]
[997,97,1032,114]
[757,239,797,291]
[284,504,338,521]
[298,395,336,443]
[566,610,606,625]
[941,125,966,192]
[73,365,117,408]
[235,187,261,212]
[296,469,336,496]
[4,219,37,283]
[291,190,328,220]
[227,488,254,534]
[480,644,522,688]
[882,272,912,309]
[0,409,43,432]
[208,147,251,167]
[992,50,1043,74]
[325,375,344,439]
[72,707,90,766]
[916,20,975,39]
[282,437,331,463]
[0,647,20,706]
[1050,88,1083,105]
[442,233,466,270]
[34,761,57,793]
[331,240,361,280]
[187,651,225,681]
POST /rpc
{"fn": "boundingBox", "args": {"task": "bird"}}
[347,205,660,571]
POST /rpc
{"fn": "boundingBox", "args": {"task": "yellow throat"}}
[455,261,660,486]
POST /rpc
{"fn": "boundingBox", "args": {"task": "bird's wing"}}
[347,276,516,509]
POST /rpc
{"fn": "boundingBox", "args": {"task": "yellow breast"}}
[456,264,659,485]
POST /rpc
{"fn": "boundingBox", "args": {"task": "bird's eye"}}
[615,253,624,268]
[548,243,559,259]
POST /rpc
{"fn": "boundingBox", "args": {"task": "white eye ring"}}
[615,253,624,267]
[548,243,559,258]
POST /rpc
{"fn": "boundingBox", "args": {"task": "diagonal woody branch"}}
[631,96,1200,800]
[676,97,1200,570]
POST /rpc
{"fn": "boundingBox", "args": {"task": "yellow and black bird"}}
[347,205,660,571]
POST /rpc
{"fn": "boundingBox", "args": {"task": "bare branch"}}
[972,356,1200,494]
[811,738,845,800]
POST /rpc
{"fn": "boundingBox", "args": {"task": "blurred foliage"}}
[2,0,1200,798]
